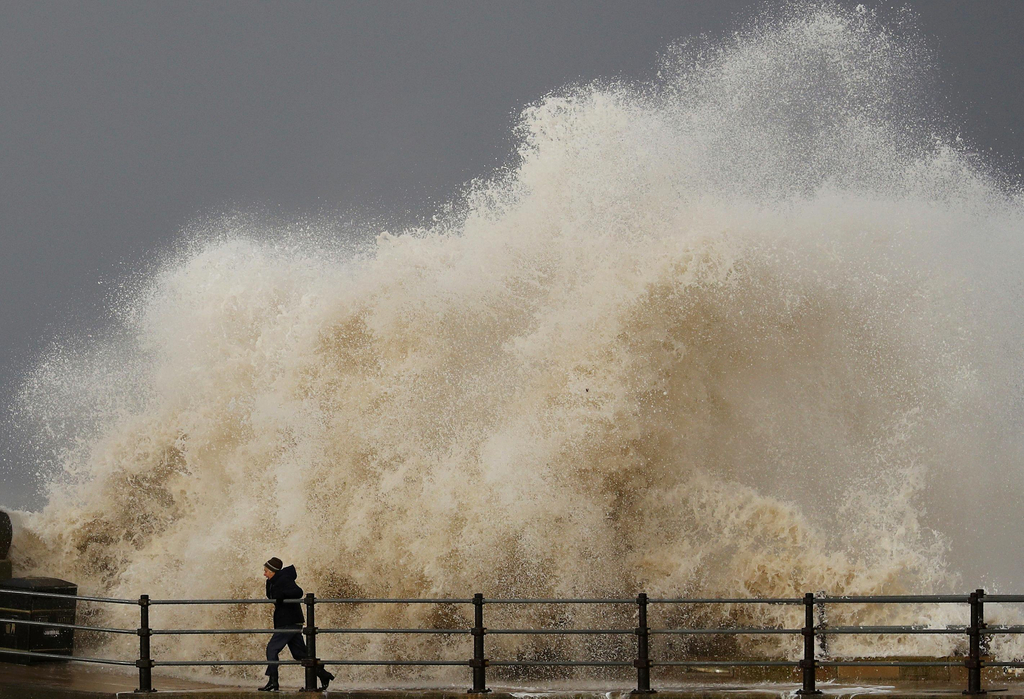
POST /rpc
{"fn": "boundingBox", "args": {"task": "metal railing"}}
[2,587,1023,694]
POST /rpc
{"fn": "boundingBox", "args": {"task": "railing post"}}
[815,591,828,660]
[796,592,820,695]
[135,594,155,693]
[632,592,655,694]
[965,588,986,695]
[469,593,489,694]
[303,593,318,692]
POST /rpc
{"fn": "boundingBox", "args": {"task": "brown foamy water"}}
[8,2,1024,682]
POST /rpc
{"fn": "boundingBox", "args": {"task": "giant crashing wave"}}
[8,2,1024,681]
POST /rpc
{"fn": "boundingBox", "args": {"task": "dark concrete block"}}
[0,510,11,559]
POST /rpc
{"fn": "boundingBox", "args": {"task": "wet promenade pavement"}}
[0,661,225,696]
[3,663,1024,699]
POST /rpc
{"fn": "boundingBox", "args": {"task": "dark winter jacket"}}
[266,565,305,628]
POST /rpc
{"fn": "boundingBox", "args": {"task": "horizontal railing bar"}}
[0,588,137,605]
[151,627,476,635]
[489,660,634,667]
[315,598,474,604]
[0,649,135,665]
[820,626,967,635]
[317,628,472,634]
[0,592,1001,606]
[653,660,800,667]
[820,661,962,667]
[488,628,634,635]
[157,659,472,667]
[322,660,470,666]
[649,598,802,605]
[984,626,1024,634]
[980,596,1024,603]
[148,598,290,605]
[485,599,635,604]
[651,628,801,635]
[985,662,1024,668]
[2,592,991,607]
[819,595,968,604]
[0,616,135,635]
[152,628,281,635]
[155,660,302,666]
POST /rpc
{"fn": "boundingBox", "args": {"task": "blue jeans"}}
[264,626,332,683]
[265,625,308,680]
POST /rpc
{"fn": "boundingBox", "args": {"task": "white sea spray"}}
[9,2,1024,683]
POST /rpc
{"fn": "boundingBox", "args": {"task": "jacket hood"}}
[275,565,297,584]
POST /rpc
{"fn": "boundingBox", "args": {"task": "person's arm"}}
[266,578,274,600]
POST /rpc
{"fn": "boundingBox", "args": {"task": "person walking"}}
[260,557,334,692]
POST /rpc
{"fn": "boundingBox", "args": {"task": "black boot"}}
[319,670,335,690]
[259,678,279,692]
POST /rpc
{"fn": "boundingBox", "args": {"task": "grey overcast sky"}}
[1,1,1023,509]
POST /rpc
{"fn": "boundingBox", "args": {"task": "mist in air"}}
[6,2,1024,679]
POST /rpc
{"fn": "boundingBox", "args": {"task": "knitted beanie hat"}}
[264,557,283,572]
